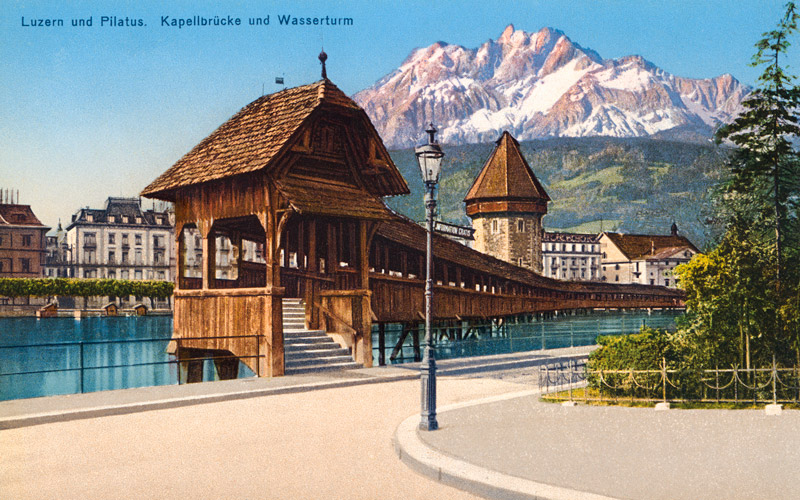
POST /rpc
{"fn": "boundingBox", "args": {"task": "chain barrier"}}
[540,357,800,405]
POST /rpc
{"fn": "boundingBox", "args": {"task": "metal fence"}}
[0,335,262,401]
[539,357,800,405]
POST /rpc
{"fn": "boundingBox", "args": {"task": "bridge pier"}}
[177,347,240,383]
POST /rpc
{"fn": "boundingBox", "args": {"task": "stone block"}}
[765,404,782,416]
[655,402,670,411]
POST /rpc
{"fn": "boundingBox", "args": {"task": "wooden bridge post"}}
[305,218,318,329]
[353,290,373,367]
[378,322,386,366]
[260,286,285,377]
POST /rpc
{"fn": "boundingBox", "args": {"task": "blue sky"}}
[0,0,794,230]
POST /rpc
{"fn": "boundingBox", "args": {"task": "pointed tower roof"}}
[464,131,549,217]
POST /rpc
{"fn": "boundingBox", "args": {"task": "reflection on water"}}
[0,316,253,401]
[374,309,682,364]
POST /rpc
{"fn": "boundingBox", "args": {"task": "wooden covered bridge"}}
[142,77,683,378]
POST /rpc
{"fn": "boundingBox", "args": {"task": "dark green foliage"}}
[0,278,174,300]
[589,327,678,372]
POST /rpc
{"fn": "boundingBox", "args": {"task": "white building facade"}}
[65,197,174,281]
[541,232,601,281]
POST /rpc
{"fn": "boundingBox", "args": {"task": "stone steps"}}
[282,299,361,375]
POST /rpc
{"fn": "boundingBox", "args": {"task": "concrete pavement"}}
[403,391,800,500]
[9,344,792,500]
[0,347,588,500]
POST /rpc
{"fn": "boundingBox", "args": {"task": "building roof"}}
[276,177,394,221]
[464,131,550,204]
[0,204,49,229]
[645,246,696,261]
[543,231,600,243]
[141,79,408,201]
[66,197,171,230]
[602,232,699,261]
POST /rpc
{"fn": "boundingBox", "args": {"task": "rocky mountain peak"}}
[353,26,748,149]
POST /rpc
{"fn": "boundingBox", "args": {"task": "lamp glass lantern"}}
[415,125,445,185]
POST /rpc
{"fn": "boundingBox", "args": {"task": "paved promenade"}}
[0,348,587,500]
[4,345,795,500]
[402,390,800,500]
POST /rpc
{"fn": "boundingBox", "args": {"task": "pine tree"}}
[715,1,800,290]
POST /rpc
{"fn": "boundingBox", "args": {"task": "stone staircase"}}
[282,298,362,375]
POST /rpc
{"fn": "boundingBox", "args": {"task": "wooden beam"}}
[202,227,216,290]
[390,324,411,361]
[359,219,369,289]
[378,322,386,366]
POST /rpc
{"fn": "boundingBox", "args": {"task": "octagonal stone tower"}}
[464,131,550,273]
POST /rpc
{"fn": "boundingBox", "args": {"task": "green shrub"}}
[0,278,174,299]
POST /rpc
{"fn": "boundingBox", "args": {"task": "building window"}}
[134,270,142,280]
[121,251,129,264]
[108,233,115,244]
[665,279,670,287]
[83,233,96,246]
[157,271,165,280]
[22,234,32,247]
[108,270,116,279]
[491,220,499,234]
[615,264,620,270]
[518,258,523,266]
[123,216,129,224]
[650,279,655,285]
[122,234,129,246]
[121,270,129,279]
[517,219,525,232]
[615,276,619,282]
[87,214,93,222]
[109,215,115,223]
[135,249,143,265]
[108,251,115,264]
[135,234,142,245]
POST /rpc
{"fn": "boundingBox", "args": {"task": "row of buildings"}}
[1,196,176,282]
[2,134,698,289]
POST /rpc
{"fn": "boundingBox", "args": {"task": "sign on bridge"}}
[433,220,475,240]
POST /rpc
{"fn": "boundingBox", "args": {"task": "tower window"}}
[517,219,525,232]
[491,220,499,234]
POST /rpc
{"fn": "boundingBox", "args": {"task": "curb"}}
[393,390,621,500]
[0,373,417,430]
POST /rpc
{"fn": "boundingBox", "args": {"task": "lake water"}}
[0,309,681,401]
[374,309,682,363]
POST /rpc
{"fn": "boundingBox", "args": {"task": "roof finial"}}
[319,49,328,79]
[426,123,437,144]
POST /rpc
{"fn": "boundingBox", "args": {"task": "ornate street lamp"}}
[415,123,445,431]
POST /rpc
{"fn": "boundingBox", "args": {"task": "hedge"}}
[0,278,174,299]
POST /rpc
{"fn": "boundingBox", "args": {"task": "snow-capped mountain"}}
[353,25,748,148]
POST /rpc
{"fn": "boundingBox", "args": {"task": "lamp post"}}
[415,123,445,431]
